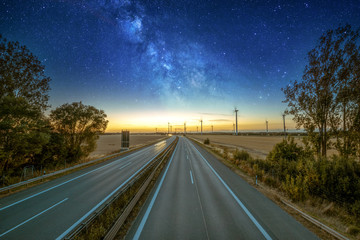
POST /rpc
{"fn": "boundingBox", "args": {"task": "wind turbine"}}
[234,107,239,135]
[265,119,268,134]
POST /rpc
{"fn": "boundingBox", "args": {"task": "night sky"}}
[1,0,360,132]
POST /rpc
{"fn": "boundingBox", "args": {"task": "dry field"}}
[89,134,167,158]
[190,134,337,159]
[190,134,289,159]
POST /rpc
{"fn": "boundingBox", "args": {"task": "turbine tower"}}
[200,119,203,135]
[234,107,239,135]
[266,120,268,134]
[184,122,186,135]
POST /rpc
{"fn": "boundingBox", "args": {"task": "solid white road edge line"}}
[187,138,272,240]
[56,139,175,240]
[0,198,68,238]
[132,143,179,240]
[0,141,166,211]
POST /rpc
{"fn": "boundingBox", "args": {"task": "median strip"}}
[133,143,179,240]
[57,137,178,240]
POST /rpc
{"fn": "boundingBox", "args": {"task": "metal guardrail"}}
[189,136,349,240]
[104,138,177,240]
[281,200,349,240]
[63,137,178,240]
[0,137,169,194]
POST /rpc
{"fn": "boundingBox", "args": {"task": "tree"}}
[0,96,49,182]
[0,36,51,184]
[0,35,50,110]
[283,25,360,157]
[50,102,108,163]
[330,26,360,158]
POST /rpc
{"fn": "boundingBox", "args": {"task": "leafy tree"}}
[329,25,360,157]
[0,96,49,182]
[283,25,360,157]
[0,35,50,110]
[0,36,51,183]
[50,102,108,163]
[34,132,66,169]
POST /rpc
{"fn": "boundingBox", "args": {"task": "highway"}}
[127,137,319,240]
[0,136,176,240]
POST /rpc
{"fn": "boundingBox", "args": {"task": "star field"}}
[1,0,360,131]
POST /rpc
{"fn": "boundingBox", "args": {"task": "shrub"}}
[352,200,360,219]
[264,176,278,188]
[204,138,210,144]
[347,225,360,236]
[223,148,229,160]
[233,150,250,161]
[267,137,304,162]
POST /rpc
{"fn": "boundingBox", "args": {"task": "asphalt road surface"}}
[0,136,176,240]
[126,136,319,240]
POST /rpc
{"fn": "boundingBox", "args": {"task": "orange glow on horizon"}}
[105,112,296,133]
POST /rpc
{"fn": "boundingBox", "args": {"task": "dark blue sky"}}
[1,0,360,131]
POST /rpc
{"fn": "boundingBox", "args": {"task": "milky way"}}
[1,0,360,130]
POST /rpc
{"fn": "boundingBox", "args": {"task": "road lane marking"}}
[187,141,210,240]
[133,144,179,240]
[119,162,131,170]
[55,140,176,240]
[0,143,164,211]
[189,170,194,184]
[0,198,68,238]
[188,139,272,240]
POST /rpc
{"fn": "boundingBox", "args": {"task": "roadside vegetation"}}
[283,24,360,159]
[199,25,360,238]
[0,35,108,187]
[210,138,358,238]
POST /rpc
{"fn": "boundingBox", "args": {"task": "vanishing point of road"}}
[1,136,319,239]
[127,137,318,240]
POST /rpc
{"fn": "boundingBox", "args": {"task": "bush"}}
[267,137,304,162]
[347,225,360,236]
[204,138,210,144]
[352,200,360,219]
[233,150,250,161]
[264,176,278,188]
